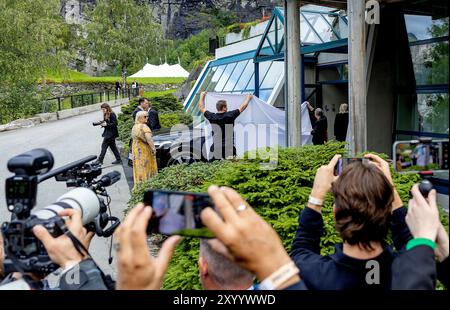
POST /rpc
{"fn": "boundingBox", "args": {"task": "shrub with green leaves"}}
[126,142,440,290]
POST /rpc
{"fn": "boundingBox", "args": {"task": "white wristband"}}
[308,195,323,206]
[258,262,300,290]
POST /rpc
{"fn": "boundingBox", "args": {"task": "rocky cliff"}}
[60,0,282,39]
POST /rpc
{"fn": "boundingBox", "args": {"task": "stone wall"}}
[60,0,282,40]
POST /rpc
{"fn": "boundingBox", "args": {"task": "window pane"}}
[214,63,237,92]
[418,93,449,134]
[303,12,333,42]
[186,66,217,114]
[258,61,272,87]
[261,61,284,89]
[243,72,255,92]
[405,15,449,42]
[301,19,322,44]
[259,89,273,102]
[234,61,254,91]
[223,60,248,92]
[410,41,449,85]
[205,65,226,91]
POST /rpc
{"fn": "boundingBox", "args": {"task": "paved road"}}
[0,106,130,278]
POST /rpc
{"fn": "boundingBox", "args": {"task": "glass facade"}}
[417,93,449,134]
[398,15,449,138]
[185,58,284,117]
[185,6,350,118]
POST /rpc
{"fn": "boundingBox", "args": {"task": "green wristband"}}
[406,238,437,251]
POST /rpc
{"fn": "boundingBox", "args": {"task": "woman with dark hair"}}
[95,103,122,165]
[291,154,410,290]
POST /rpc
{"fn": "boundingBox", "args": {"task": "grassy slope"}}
[41,70,185,85]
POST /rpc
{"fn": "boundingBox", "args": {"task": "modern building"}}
[183,0,448,196]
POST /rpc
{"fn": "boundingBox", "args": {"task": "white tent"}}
[129,63,189,78]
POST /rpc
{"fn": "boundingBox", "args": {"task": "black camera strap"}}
[58,222,116,290]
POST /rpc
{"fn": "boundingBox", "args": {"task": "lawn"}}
[41,70,186,85]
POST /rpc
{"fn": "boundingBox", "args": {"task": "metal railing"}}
[40,88,139,113]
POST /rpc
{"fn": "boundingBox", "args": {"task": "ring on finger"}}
[236,204,247,213]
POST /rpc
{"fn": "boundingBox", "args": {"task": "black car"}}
[152,126,209,168]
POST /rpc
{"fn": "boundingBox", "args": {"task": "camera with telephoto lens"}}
[1,148,121,274]
[92,120,104,126]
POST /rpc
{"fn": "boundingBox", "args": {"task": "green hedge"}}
[126,142,447,289]
[42,70,185,85]
[117,92,192,147]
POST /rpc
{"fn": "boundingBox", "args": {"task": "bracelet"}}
[308,195,323,206]
[257,262,300,290]
[406,238,437,251]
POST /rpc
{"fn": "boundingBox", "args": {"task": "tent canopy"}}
[129,63,189,78]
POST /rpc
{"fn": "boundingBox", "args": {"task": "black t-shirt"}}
[204,109,240,157]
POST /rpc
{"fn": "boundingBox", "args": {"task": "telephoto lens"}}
[32,187,100,224]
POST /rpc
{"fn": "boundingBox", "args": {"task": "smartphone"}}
[143,189,214,238]
[334,158,369,176]
[393,140,449,173]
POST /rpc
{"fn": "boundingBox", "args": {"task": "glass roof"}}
[185,58,285,119]
[184,6,349,119]
[257,7,348,59]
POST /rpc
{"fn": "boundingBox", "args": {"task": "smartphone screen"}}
[144,190,214,238]
[393,140,449,173]
[334,158,367,176]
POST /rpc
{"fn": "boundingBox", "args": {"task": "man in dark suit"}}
[147,101,161,132]
[306,102,328,145]
[132,98,161,131]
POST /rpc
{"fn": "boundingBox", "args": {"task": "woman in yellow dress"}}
[132,111,158,185]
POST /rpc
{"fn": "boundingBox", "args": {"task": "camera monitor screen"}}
[144,190,214,238]
[394,140,449,173]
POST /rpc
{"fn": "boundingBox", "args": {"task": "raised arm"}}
[291,155,340,265]
[199,92,206,114]
[239,94,253,113]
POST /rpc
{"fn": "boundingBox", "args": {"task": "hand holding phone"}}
[334,157,369,176]
[201,186,298,286]
[115,204,181,290]
[393,140,448,173]
[144,190,214,238]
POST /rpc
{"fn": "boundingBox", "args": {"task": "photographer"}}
[391,185,449,289]
[95,103,122,165]
[115,186,302,290]
[291,154,408,290]
[33,209,110,290]
[1,209,108,290]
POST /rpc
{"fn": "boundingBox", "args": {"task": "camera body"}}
[2,215,66,274]
[5,149,54,219]
[2,149,121,274]
[92,120,104,126]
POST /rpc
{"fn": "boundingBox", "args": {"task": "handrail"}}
[41,88,139,113]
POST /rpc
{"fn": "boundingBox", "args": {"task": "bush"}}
[42,70,185,85]
[127,142,435,289]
